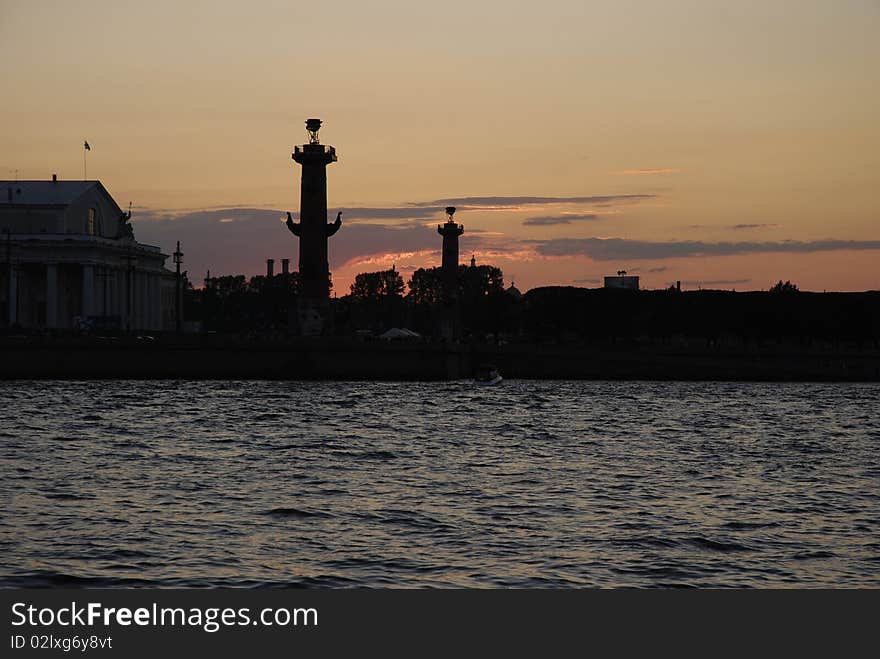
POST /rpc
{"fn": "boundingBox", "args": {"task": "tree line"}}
[184,264,514,337]
[183,268,880,346]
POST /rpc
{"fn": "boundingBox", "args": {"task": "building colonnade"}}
[4,260,164,331]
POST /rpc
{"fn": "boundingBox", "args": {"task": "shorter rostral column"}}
[437,206,464,340]
[287,118,341,334]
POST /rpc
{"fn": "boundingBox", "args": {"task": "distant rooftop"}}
[1,180,99,206]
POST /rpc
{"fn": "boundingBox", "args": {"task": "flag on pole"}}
[84,140,91,151]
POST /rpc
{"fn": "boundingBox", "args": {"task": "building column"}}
[139,271,148,331]
[82,264,95,318]
[144,272,153,330]
[109,269,117,321]
[137,270,147,331]
[45,263,58,328]
[148,273,157,331]
[123,268,132,332]
[116,268,125,322]
[151,274,161,331]
[119,268,126,324]
[129,267,137,331]
[130,268,138,331]
[108,269,117,320]
[131,269,140,330]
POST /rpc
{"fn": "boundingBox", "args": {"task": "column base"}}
[295,297,331,336]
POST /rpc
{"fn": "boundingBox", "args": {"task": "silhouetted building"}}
[287,118,341,334]
[604,272,639,290]
[0,177,171,330]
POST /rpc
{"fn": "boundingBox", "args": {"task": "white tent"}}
[378,327,421,340]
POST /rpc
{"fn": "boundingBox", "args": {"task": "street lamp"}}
[173,241,183,334]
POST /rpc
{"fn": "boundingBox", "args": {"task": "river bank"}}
[2,335,878,380]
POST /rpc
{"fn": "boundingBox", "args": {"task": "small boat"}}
[474,363,503,385]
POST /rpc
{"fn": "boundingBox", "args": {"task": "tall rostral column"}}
[437,206,464,339]
[287,118,341,334]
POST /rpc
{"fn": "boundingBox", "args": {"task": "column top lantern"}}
[293,118,337,163]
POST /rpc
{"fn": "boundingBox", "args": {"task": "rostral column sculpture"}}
[286,118,341,334]
[437,206,464,340]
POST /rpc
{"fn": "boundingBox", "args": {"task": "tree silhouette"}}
[407,267,444,305]
[407,264,503,304]
[770,280,799,294]
[350,268,405,300]
[189,272,302,331]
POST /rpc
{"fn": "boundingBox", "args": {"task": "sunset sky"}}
[2,0,878,292]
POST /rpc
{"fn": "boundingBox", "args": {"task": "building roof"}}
[1,180,107,207]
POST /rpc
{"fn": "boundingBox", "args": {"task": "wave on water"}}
[263,507,333,519]
[2,380,879,587]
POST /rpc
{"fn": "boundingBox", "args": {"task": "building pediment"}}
[1,179,132,240]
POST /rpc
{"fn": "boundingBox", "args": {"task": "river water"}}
[1,380,878,587]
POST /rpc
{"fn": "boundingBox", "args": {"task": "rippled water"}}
[1,380,878,588]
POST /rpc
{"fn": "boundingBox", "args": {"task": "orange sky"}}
[1,0,878,292]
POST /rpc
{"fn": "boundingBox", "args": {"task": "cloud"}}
[332,223,445,266]
[342,194,655,222]
[682,279,750,286]
[129,190,660,279]
[688,223,782,230]
[133,207,289,277]
[308,195,655,222]
[531,237,880,260]
[730,223,781,230]
[132,207,505,280]
[632,266,669,273]
[336,206,441,220]
[615,169,679,176]
[409,195,655,208]
[522,213,598,226]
